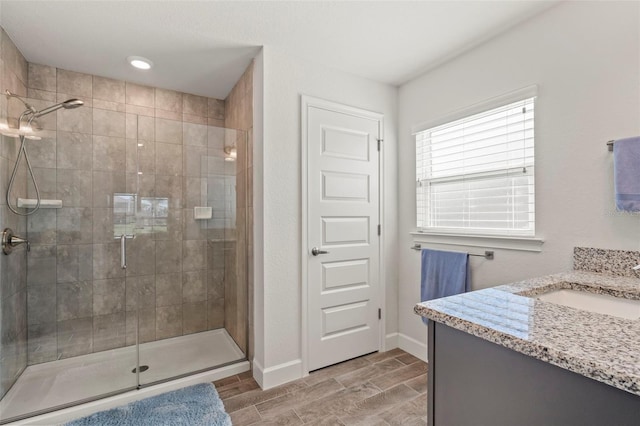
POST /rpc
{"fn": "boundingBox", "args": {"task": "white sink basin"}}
[535,289,640,320]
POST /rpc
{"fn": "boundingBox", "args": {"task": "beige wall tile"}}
[155,240,183,274]
[92,171,125,208]
[93,99,125,113]
[183,122,208,147]
[57,170,92,207]
[183,145,206,177]
[57,69,92,98]
[156,273,183,307]
[208,118,225,128]
[155,142,183,176]
[183,113,207,125]
[208,98,225,119]
[155,118,182,144]
[28,88,57,102]
[156,88,182,112]
[183,301,207,334]
[125,240,157,278]
[28,169,56,202]
[125,113,137,139]
[92,208,115,243]
[57,207,93,244]
[93,76,125,103]
[155,208,183,241]
[126,82,155,107]
[92,135,126,171]
[183,270,207,301]
[126,103,154,117]
[208,297,224,329]
[156,305,183,339]
[183,241,206,272]
[185,176,205,208]
[155,108,181,121]
[93,108,125,137]
[25,130,56,168]
[57,105,92,134]
[155,174,183,209]
[138,115,155,141]
[57,131,93,170]
[183,93,207,117]
[7,54,257,355]
[28,63,56,92]
[127,138,155,174]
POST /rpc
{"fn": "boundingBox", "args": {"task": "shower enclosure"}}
[0,81,250,422]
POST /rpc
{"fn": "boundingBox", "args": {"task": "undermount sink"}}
[535,289,640,320]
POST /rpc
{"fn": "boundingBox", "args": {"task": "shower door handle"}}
[119,234,134,270]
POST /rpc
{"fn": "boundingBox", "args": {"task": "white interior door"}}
[305,98,382,371]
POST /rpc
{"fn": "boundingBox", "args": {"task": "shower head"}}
[5,90,36,114]
[32,98,83,118]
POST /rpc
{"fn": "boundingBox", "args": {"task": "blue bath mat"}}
[65,383,231,426]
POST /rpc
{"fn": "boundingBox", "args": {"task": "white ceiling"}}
[0,1,557,99]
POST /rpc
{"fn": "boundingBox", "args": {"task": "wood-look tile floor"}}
[214,348,427,425]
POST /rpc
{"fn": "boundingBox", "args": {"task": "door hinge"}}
[377,139,383,151]
[378,308,382,320]
[377,224,381,236]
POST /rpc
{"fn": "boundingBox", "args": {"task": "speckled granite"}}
[415,270,640,396]
[574,247,640,277]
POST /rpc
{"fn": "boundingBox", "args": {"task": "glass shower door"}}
[0,106,141,424]
[136,123,248,386]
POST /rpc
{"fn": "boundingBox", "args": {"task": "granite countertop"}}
[414,270,640,396]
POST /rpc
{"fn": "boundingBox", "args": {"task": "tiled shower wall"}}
[22,63,242,364]
[0,28,29,399]
[224,61,253,357]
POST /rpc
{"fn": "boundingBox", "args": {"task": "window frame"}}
[413,85,539,242]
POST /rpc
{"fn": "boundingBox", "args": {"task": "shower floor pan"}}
[1,329,246,424]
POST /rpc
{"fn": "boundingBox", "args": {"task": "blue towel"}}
[614,136,640,212]
[420,249,469,324]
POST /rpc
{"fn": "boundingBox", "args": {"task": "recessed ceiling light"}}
[127,56,153,70]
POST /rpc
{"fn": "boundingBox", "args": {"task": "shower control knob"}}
[311,247,329,256]
[2,228,30,255]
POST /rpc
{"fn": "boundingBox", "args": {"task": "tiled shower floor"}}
[0,329,244,422]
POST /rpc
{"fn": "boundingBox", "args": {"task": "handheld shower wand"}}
[4,91,84,216]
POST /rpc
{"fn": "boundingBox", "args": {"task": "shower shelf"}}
[17,198,62,209]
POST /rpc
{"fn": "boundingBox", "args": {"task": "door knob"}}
[311,247,329,256]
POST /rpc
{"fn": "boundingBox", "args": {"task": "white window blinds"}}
[416,96,535,236]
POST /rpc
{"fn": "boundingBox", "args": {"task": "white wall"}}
[397,1,640,357]
[253,46,398,388]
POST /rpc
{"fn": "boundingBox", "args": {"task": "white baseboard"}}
[398,333,427,362]
[252,358,303,390]
[385,332,399,350]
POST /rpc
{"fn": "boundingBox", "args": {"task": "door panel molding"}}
[301,95,385,375]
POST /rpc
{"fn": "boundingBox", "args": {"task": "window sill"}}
[410,231,544,252]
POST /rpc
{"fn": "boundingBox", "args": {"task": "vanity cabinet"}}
[427,321,640,426]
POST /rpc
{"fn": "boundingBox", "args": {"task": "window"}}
[415,94,535,237]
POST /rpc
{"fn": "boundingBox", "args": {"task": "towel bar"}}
[411,243,494,260]
[607,140,615,152]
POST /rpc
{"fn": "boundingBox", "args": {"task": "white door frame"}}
[300,94,386,376]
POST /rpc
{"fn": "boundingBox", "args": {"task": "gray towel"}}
[614,136,640,211]
[420,249,469,324]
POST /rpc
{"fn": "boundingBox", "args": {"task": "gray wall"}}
[0,28,29,399]
[397,1,640,357]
